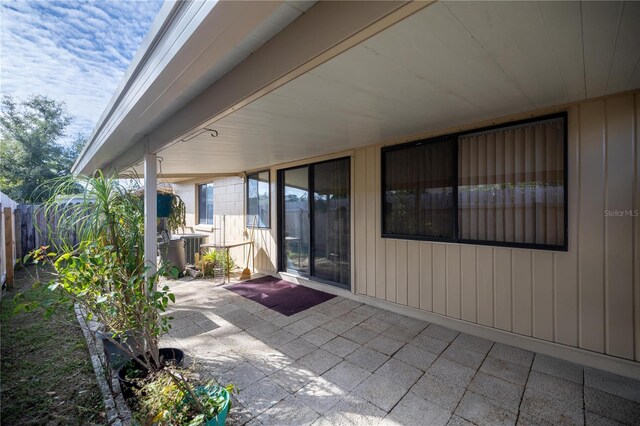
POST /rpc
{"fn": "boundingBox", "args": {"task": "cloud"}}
[0,0,164,143]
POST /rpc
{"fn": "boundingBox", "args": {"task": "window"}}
[383,138,455,239]
[382,113,567,250]
[198,183,214,225]
[246,170,270,228]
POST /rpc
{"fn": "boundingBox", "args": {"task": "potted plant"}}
[20,174,177,371]
[18,171,236,423]
[135,369,234,426]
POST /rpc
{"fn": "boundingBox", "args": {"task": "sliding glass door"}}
[312,159,350,285]
[280,158,350,289]
[282,166,310,274]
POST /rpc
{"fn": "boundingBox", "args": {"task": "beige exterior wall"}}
[174,176,247,265]
[176,91,640,368]
[350,91,640,363]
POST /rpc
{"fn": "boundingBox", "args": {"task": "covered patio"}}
[161,276,640,425]
[73,1,640,423]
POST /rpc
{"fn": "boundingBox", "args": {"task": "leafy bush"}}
[17,171,178,368]
[15,171,230,424]
[201,250,235,276]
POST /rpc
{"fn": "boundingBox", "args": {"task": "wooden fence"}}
[1,192,18,289]
[15,203,81,261]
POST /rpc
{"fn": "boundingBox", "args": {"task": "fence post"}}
[14,208,22,261]
[4,207,14,289]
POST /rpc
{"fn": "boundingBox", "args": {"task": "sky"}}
[0,0,164,143]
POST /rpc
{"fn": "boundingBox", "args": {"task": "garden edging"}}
[75,305,132,426]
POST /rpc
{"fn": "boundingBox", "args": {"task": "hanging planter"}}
[140,192,185,226]
[157,193,173,218]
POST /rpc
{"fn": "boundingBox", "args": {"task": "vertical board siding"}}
[419,243,433,311]
[252,91,638,363]
[554,107,580,347]
[375,146,386,300]
[512,250,533,336]
[494,248,513,331]
[476,247,494,327]
[355,148,367,295]
[366,147,377,297]
[578,100,606,353]
[385,240,397,303]
[407,241,420,308]
[446,245,461,318]
[533,251,554,341]
[461,245,477,322]
[396,241,408,305]
[432,244,447,315]
[604,95,635,359]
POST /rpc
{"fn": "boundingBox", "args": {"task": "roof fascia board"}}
[73,0,186,173]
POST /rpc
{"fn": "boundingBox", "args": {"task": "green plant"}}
[201,250,235,276]
[135,369,234,426]
[18,171,176,362]
[20,243,177,366]
[34,170,145,276]
[15,171,222,423]
[0,94,86,202]
[167,193,187,234]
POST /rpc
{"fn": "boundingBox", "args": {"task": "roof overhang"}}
[77,1,640,179]
[73,0,318,174]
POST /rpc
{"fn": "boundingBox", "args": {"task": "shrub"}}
[201,250,235,277]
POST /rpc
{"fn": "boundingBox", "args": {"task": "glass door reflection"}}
[282,166,310,274]
[312,158,350,286]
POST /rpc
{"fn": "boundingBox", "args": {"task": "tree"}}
[0,95,85,202]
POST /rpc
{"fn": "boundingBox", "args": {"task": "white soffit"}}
[154,0,640,175]
[145,0,317,123]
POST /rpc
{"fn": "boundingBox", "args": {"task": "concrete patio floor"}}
[160,277,640,426]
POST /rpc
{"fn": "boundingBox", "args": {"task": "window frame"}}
[246,170,271,229]
[197,182,214,225]
[381,112,568,251]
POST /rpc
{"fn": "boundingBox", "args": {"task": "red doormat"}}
[225,276,336,316]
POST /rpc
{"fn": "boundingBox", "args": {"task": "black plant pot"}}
[117,348,185,400]
[97,328,149,369]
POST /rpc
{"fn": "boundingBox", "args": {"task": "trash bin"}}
[160,238,186,276]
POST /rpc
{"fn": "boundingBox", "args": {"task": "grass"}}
[1,265,106,425]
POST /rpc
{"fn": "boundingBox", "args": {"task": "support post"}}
[143,152,158,288]
[4,207,14,289]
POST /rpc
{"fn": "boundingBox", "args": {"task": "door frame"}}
[277,156,352,290]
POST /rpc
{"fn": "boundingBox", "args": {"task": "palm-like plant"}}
[19,171,231,423]
[36,170,145,277]
[30,171,172,362]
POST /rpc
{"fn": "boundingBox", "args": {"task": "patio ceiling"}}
[145,1,640,179]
